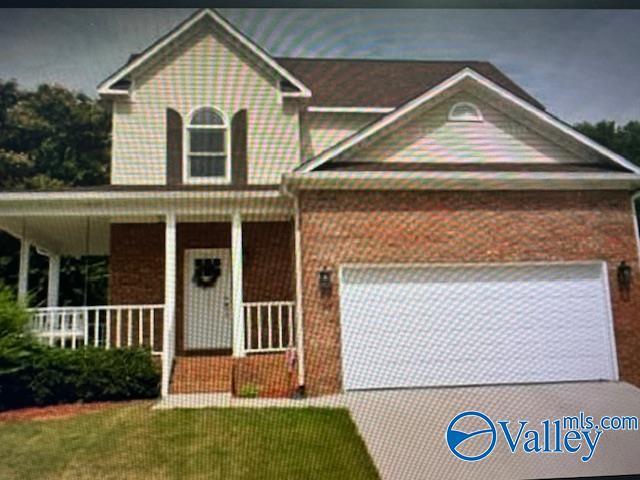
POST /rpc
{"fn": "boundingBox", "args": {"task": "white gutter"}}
[306,106,394,114]
[284,171,640,191]
[0,189,292,218]
[0,189,282,202]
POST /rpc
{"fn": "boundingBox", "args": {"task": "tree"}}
[0,81,110,188]
[575,120,640,168]
[0,80,110,306]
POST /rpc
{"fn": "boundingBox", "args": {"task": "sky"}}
[1,8,640,124]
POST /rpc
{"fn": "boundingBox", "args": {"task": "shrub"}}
[0,343,160,411]
[0,287,160,411]
[0,333,39,376]
[0,284,30,338]
[237,383,260,398]
[0,285,36,391]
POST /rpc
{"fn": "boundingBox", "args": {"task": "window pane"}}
[191,108,224,126]
[450,103,482,121]
[190,129,225,153]
[190,155,226,177]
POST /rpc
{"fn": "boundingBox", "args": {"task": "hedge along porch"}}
[0,189,300,397]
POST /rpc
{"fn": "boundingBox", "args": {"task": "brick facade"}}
[298,190,640,396]
[109,221,294,354]
[110,223,165,305]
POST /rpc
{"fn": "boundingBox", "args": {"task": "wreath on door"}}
[193,258,222,288]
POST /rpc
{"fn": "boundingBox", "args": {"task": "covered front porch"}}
[0,188,303,397]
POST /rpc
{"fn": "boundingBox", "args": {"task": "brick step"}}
[169,353,296,397]
[234,353,297,398]
[170,356,233,394]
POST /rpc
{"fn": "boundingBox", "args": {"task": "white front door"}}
[184,248,232,350]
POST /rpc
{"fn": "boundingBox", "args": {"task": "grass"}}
[0,403,379,480]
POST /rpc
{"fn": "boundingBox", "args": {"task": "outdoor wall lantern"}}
[318,267,332,297]
[617,260,632,300]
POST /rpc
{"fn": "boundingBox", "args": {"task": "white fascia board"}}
[98,88,130,97]
[0,203,292,219]
[284,171,640,191]
[298,68,640,174]
[282,91,312,99]
[0,189,292,217]
[97,9,311,98]
[306,106,395,114]
[0,189,282,203]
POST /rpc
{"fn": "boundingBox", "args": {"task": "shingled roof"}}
[276,57,545,110]
[122,53,543,110]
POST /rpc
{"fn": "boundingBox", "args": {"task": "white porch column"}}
[161,213,177,397]
[18,239,31,304]
[293,198,306,388]
[47,255,60,308]
[231,211,245,357]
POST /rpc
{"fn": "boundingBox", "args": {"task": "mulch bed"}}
[0,400,149,423]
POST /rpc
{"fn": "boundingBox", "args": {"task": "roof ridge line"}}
[276,56,492,64]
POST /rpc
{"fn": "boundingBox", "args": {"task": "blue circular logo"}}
[446,411,497,462]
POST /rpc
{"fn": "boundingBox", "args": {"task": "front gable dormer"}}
[104,9,309,186]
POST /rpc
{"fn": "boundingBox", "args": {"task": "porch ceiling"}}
[0,215,110,256]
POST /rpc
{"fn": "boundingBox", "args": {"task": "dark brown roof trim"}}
[318,162,620,173]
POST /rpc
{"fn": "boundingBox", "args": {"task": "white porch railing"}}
[29,302,294,356]
[29,305,165,355]
[243,301,296,354]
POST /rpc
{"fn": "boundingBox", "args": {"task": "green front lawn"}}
[0,404,378,480]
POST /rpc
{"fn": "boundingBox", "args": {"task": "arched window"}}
[448,102,483,122]
[185,107,230,182]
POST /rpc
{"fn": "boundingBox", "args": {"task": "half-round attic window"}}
[448,102,483,122]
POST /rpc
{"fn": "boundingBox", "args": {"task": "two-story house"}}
[2,9,640,398]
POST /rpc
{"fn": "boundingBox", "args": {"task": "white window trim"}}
[183,106,232,184]
[448,101,483,122]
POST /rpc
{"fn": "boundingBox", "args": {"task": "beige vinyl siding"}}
[111,25,300,185]
[301,112,378,160]
[345,93,590,165]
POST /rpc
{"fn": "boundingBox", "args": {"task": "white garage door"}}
[340,263,618,391]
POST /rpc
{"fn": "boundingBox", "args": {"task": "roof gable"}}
[297,68,640,175]
[327,91,597,169]
[98,9,311,98]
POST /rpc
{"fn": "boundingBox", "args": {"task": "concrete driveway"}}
[344,382,640,480]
